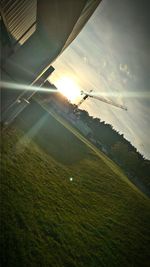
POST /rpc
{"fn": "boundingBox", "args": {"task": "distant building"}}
[74,119,92,136]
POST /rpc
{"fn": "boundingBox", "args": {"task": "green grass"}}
[1,103,150,267]
[34,97,144,196]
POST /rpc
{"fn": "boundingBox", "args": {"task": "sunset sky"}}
[50,0,150,159]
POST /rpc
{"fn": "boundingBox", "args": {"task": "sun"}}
[55,76,81,102]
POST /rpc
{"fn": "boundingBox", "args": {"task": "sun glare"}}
[55,76,81,102]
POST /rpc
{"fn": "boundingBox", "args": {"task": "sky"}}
[50,0,150,160]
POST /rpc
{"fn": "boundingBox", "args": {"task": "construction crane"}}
[77,90,127,111]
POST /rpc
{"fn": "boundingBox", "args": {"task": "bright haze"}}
[50,0,150,160]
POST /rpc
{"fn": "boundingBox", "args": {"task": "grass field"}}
[1,101,150,267]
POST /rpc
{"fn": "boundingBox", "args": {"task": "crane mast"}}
[78,90,127,111]
[89,94,127,110]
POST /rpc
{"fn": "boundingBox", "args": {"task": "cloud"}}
[51,0,150,159]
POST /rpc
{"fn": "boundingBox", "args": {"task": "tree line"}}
[42,92,150,194]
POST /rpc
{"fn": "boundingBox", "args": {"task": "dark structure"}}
[0,0,101,124]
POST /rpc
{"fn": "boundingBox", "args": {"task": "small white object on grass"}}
[69,177,73,182]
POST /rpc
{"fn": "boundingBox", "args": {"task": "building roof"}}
[1,0,101,84]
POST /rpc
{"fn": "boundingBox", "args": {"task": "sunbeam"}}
[0,81,58,93]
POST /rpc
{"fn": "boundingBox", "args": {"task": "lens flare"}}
[55,77,81,102]
[0,81,58,93]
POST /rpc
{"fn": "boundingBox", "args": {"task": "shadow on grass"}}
[15,100,90,165]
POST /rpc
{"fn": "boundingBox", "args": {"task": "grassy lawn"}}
[1,101,150,267]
